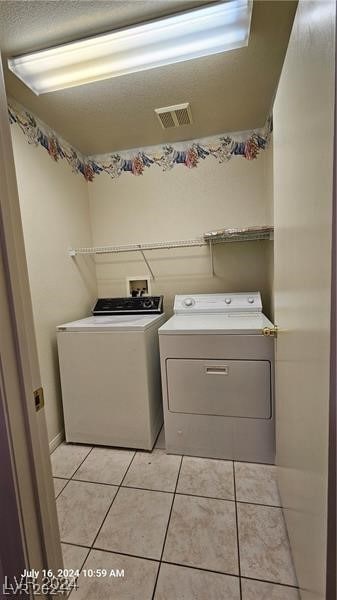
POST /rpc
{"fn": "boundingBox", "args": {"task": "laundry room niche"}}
[87,137,274,319]
[9,103,274,448]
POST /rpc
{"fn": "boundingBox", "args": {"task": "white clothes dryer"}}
[159,292,275,463]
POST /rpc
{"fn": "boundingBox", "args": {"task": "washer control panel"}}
[174,292,262,314]
[93,296,163,315]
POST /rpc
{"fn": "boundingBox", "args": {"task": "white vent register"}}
[155,103,193,129]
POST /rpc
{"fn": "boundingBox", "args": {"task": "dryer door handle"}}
[205,365,229,375]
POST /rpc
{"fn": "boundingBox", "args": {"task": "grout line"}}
[55,478,71,500]
[61,541,300,592]
[233,461,242,600]
[233,575,300,591]
[69,446,94,479]
[153,425,164,449]
[175,491,282,509]
[68,478,120,489]
[176,454,275,468]
[234,459,276,467]
[150,454,184,600]
[61,541,91,550]
[90,451,138,550]
[91,546,161,563]
[161,560,301,591]
[235,499,282,509]
[67,545,91,599]
[52,445,93,489]
[57,475,282,509]
[279,506,300,589]
[152,562,162,600]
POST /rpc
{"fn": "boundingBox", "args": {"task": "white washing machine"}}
[57,296,165,449]
[159,292,275,463]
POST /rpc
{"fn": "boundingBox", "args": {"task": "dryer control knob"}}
[225,297,232,304]
[183,297,195,307]
[248,296,255,304]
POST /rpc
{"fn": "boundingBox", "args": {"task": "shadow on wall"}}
[71,254,98,298]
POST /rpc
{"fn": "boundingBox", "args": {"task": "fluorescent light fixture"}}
[8,0,253,95]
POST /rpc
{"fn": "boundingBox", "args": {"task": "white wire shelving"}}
[68,227,274,279]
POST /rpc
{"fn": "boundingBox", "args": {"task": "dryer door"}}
[166,358,271,419]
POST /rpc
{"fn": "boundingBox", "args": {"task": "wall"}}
[11,125,97,450]
[273,1,335,598]
[89,144,274,318]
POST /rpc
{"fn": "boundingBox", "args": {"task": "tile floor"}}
[51,429,300,600]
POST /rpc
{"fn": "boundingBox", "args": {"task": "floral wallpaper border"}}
[8,100,272,183]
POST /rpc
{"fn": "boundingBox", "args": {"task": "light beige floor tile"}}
[123,450,181,492]
[95,487,173,559]
[241,579,300,599]
[155,427,165,449]
[238,504,297,586]
[69,549,158,600]
[177,456,234,500]
[163,494,238,574]
[57,480,117,546]
[54,478,68,497]
[61,543,89,572]
[235,462,281,506]
[73,447,135,485]
[51,444,92,478]
[155,563,240,600]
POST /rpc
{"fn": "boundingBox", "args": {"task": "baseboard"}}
[49,430,64,454]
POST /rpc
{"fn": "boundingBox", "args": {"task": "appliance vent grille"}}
[158,111,176,128]
[155,103,193,129]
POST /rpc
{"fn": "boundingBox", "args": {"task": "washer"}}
[57,296,165,449]
[159,292,275,463]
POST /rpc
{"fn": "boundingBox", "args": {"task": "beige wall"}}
[11,126,97,450]
[273,1,335,598]
[89,146,274,318]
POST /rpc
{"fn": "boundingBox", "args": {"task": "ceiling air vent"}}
[155,103,193,129]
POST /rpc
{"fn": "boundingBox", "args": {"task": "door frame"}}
[0,52,62,592]
[326,13,337,597]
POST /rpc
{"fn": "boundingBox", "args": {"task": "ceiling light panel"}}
[8,0,253,95]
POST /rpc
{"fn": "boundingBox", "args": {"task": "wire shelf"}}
[68,226,273,279]
[69,228,273,257]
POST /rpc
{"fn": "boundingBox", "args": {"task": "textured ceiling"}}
[0,1,297,155]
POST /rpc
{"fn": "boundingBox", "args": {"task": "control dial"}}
[183,297,195,307]
[247,296,255,304]
[142,298,154,309]
[225,297,232,304]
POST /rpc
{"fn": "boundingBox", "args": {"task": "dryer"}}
[159,292,275,463]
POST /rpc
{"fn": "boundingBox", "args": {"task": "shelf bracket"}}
[209,240,215,277]
[138,247,155,280]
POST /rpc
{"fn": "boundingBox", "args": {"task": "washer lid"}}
[57,313,165,332]
[159,313,274,335]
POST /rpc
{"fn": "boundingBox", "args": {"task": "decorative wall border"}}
[8,99,272,183]
[8,100,89,179]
